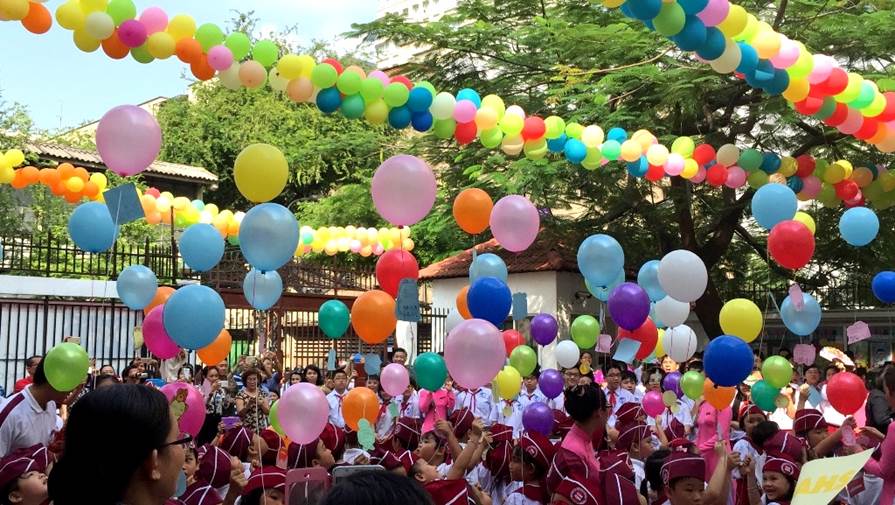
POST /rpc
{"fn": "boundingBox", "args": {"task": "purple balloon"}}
[531,313,558,345]
[608,282,650,331]
[538,369,564,399]
[371,155,436,226]
[662,371,683,398]
[522,401,554,436]
[96,105,161,177]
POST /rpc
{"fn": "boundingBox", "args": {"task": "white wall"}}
[0,275,119,298]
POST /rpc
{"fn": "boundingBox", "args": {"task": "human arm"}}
[222,456,248,505]
[797,384,809,410]
[436,419,465,468]
[814,417,856,457]
[782,386,797,419]
[704,442,738,505]
[447,420,484,480]
[864,422,895,478]
[652,416,669,447]
[258,392,271,414]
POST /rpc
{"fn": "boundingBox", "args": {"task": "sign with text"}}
[395,278,420,322]
[792,449,873,505]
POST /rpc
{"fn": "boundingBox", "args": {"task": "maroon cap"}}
[616,402,644,425]
[220,427,253,461]
[179,481,223,505]
[287,440,318,469]
[763,451,800,480]
[763,431,803,463]
[320,423,345,460]
[242,466,286,496]
[602,471,641,505]
[793,409,827,435]
[661,452,705,486]
[197,446,232,489]
[344,427,359,447]
[0,447,48,490]
[425,479,470,505]
[449,408,474,439]
[664,417,686,441]
[553,475,601,505]
[598,450,634,481]
[259,429,281,466]
[395,417,421,449]
[552,409,573,437]
[616,421,649,451]
[484,442,511,481]
[738,403,766,424]
[520,431,555,473]
[668,438,693,452]
[488,423,514,444]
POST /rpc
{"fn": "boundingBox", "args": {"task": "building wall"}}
[374,0,458,68]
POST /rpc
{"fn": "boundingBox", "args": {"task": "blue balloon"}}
[649,302,664,328]
[619,1,635,18]
[606,127,628,142]
[68,202,117,253]
[238,203,299,272]
[578,234,625,287]
[586,269,625,303]
[547,134,568,153]
[872,271,895,304]
[735,42,758,74]
[839,206,879,246]
[243,268,283,310]
[627,0,661,20]
[786,176,803,193]
[163,284,225,349]
[695,27,726,60]
[760,152,781,174]
[470,253,508,283]
[637,260,666,302]
[179,223,225,272]
[679,0,708,14]
[407,87,434,112]
[564,138,587,164]
[411,111,434,132]
[116,265,158,310]
[467,276,512,327]
[763,68,790,96]
[388,105,412,129]
[704,335,753,387]
[671,16,707,51]
[191,199,205,211]
[316,87,342,114]
[456,88,482,108]
[751,184,797,230]
[780,293,821,336]
[627,157,649,177]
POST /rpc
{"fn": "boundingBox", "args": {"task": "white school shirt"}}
[632,458,645,491]
[548,394,565,414]
[456,387,494,424]
[0,385,62,457]
[489,398,523,436]
[518,389,547,411]
[820,384,847,426]
[604,387,636,427]
[503,481,542,505]
[376,396,401,437]
[326,389,347,428]
[397,391,421,419]
[731,438,763,484]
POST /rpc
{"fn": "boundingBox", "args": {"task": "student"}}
[621,370,642,401]
[490,392,523,436]
[375,417,420,474]
[286,433,336,473]
[240,466,287,505]
[504,431,555,505]
[391,348,409,366]
[642,448,671,504]
[740,452,800,505]
[616,420,653,491]
[659,442,738,505]
[0,444,49,505]
[792,409,851,460]
[481,423,514,504]
[366,375,381,395]
[376,389,400,438]
[518,370,547,411]
[326,370,350,429]
[604,362,636,427]
[398,379,421,419]
[0,360,67,457]
[258,430,282,467]
[303,365,324,387]
[411,418,489,505]
[13,356,41,394]
[419,379,455,436]
[455,383,494,425]
[180,452,245,505]
[732,406,769,505]
[320,470,433,505]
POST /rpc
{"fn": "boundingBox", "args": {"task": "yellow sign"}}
[792,449,874,505]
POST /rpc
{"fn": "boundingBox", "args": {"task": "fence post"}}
[44,228,52,277]
[170,208,177,285]
[143,238,151,270]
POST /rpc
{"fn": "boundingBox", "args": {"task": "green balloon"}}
[509,345,537,377]
[225,32,251,60]
[383,83,410,108]
[480,127,503,148]
[680,370,705,400]
[195,23,225,52]
[131,45,154,64]
[747,170,768,189]
[341,94,366,119]
[433,119,456,139]
[751,380,779,412]
[738,149,763,171]
[415,81,437,96]
[252,40,279,67]
[360,78,384,102]
[45,343,89,392]
[761,356,793,389]
[337,71,363,95]
[601,140,621,160]
[106,0,136,26]
[849,82,876,109]
[269,400,284,435]
[565,122,584,139]
[414,352,447,392]
[571,315,600,349]
[311,63,338,89]
[654,2,685,36]
[319,300,350,339]
[227,235,240,246]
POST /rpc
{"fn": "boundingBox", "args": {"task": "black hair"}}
[322,470,433,505]
[121,364,139,379]
[778,347,792,357]
[603,360,625,374]
[202,365,220,378]
[825,365,838,375]
[564,383,608,423]
[686,360,704,372]
[332,369,348,379]
[304,364,324,386]
[527,365,541,378]
[511,444,544,478]
[25,355,41,367]
[367,374,380,381]
[48,385,173,505]
[32,358,48,387]
[621,370,637,383]
[241,488,265,505]
[94,375,120,389]
[289,370,303,381]
[642,449,670,499]
[751,420,780,447]
[393,348,408,357]
[242,368,262,383]
[882,366,895,396]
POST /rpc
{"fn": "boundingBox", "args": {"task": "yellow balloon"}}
[719,298,762,343]
[296,54,316,78]
[233,144,288,202]
[778,156,797,177]
[204,203,219,216]
[0,0,28,20]
[793,211,815,235]
[782,78,810,103]
[80,0,108,13]
[495,365,522,400]
[480,95,506,118]
[0,166,15,184]
[655,329,665,357]
[681,158,699,179]
[147,32,176,59]
[717,5,747,37]
[603,0,625,7]
[403,238,415,251]
[823,163,846,184]
[65,177,84,192]
[4,149,25,167]
[167,14,196,40]
[365,100,389,125]
[55,0,85,30]
[277,54,304,80]
[620,140,643,162]
[475,107,499,130]
[835,73,863,103]
[73,30,101,52]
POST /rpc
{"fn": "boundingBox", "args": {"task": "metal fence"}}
[720,276,877,310]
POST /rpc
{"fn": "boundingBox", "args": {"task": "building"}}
[375,0,458,68]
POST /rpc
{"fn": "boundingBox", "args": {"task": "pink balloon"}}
[207,45,234,71]
[770,37,799,69]
[808,54,834,85]
[696,0,730,26]
[453,100,477,123]
[800,175,821,198]
[138,7,168,34]
[143,305,179,359]
[725,165,746,188]
[691,165,707,183]
[368,70,391,87]
[161,382,206,437]
[371,155,436,226]
[490,195,540,252]
[279,383,329,444]
[664,153,685,176]
[96,105,162,177]
[118,19,147,48]
[837,107,864,134]
[445,319,505,390]
[381,363,410,396]
[642,390,665,417]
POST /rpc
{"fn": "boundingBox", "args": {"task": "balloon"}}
[445,318,505,389]
[414,352,448,392]
[522,402,554,436]
[380,363,410,397]
[371,155,436,226]
[179,223,225,272]
[577,234,624,287]
[116,265,158,310]
[768,220,814,270]
[642,391,665,417]
[95,105,161,177]
[144,286,174,316]
[341,387,379,431]
[509,345,538,377]
[780,292,821,336]
[750,380,779,412]
[234,144,288,203]
[495,365,522,399]
[469,253,508,284]
[68,202,117,253]
[197,329,231,365]
[872,271,895,304]
[160,382,205,437]
[531,313,558,346]
[751,183,797,230]
[351,290,397,344]
[21,1,51,33]
[703,378,736,409]
[144,305,180,358]
[762,356,793,388]
[608,282,650,331]
[453,188,493,234]
[43,342,89,392]
[704,335,753,387]
[456,286,472,319]
[539,369,564,399]
[719,298,762,343]
[617,318,658,360]
[555,340,580,369]
[839,206,879,246]
[467,276,512,327]
[238,203,299,272]
[163,285,225,350]
[280,383,329,445]
[376,249,419,298]
[315,300,350,340]
[243,269,282,310]
[663,371,683,398]
[637,260,666,302]
[502,329,525,357]
[657,249,707,303]
[490,195,540,252]
[655,297,690,327]
[679,371,705,400]
[268,401,284,436]
[571,315,600,349]
[662,325,698,363]
[826,371,867,415]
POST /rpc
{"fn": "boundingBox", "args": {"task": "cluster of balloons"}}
[0,153,109,204]
[452,188,541,252]
[139,187,245,238]
[297,224,414,257]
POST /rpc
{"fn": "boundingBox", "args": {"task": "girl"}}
[660,442,739,505]
[740,452,800,505]
[412,419,489,505]
[732,406,769,505]
[199,366,230,446]
[504,431,555,505]
[235,369,271,432]
[304,365,324,388]
[240,466,287,505]
[419,378,455,436]
[0,445,49,505]
[616,421,653,490]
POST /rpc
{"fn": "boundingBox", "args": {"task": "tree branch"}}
[772,0,789,30]
[732,224,817,285]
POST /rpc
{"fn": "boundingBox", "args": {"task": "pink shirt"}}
[863,421,895,505]
[696,402,732,452]
[419,388,455,435]
[560,424,600,477]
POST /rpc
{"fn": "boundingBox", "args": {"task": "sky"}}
[0,0,380,132]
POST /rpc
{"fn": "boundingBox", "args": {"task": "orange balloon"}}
[10,170,28,189]
[175,37,202,64]
[57,163,75,180]
[703,378,736,410]
[198,329,232,365]
[144,286,175,316]
[191,54,216,81]
[21,1,51,34]
[102,30,130,60]
[146,211,162,225]
[341,386,379,431]
[39,168,60,187]
[50,181,66,196]
[73,166,90,182]
[83,181,100,198]
[63,191,81,203]
[456,286,472,319]
[351,289,397,344]
[21,166,39,185]
[452,188,493,234]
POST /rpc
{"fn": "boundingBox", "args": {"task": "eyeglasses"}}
[563,371,581,378]
[159,434,192,450]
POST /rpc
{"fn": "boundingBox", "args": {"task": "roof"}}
[26,142,218,184]
[419,235,580,280]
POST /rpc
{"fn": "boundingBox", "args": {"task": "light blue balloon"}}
[68,202,118,253]
[751,184,797,230]
[637,260,666,302]
[243,269,283,310]
[116,265,158,310]
[839,207,879,246]
[238,203,300,272]
[586,268,625,302]
[191,199,205,211]
[649,302,664,328]
[179,224,225,272]
[469,253,508,283]
[578,234,625,287]
[780,292,821,336]
[163,284,225,349]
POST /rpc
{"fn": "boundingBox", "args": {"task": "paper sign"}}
[793,344,816,365]
[103,183,145,226]
[847,321,871,344]
[364,353,382,375]
[395,278,420,322]
[596,334,612,353]
[512,293,528,321]
[133,325,144,349]
[789,284,804,310]
[792,449,873,505]
[806,386,823,408]
[327,348,336,371]
[613,338,641,364]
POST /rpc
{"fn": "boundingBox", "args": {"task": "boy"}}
[490,394,523,437]
[375,417,420,475]
[0,444,48,505]
[326,370,350,428]
[398,378,421,419]
[518,370,547,411]
[603,362,636,427]
[616,420,653,490]
[455,384,494,425]
[732,406,770,505]
[505,431,555,504]
[412,418,490,505]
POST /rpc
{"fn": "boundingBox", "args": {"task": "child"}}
[182,448,245,505]
[0,445,48,505]
[399,378,421,419]
[366,374,380,394]
[420,379,455,436]
[412,418,490,505]
[621,370,642,401]
[616,421,653,490]
[490,393,523,437]
[240,466,287,505]
[504,431,555,504]
[258,430,282,467]
[455,383,494,424]
[732,405,769,505]
[642,448,671,504]
[481,423,514,504]
[518,370,547,411]
[740,451,800,505]
[286,430,337,472]
[326,370,350,429]
[375,417,420,475]
[660,442,739,505]
[183,445,200,485]
[376,389,399,438]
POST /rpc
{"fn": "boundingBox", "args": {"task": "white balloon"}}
[662,324,698,363]
[445,308,464,334]
[657,250,707,302]
[555,340,580,369]
[219,62,242,90]
[655,297,690,328]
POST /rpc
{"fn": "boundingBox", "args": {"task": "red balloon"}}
[706,165,728,186]
[834,180,859,200]
[617,318,658,360]
[322,58,343,74]
[768,220,814,270]
[454,121,477,145]
[876,92,895,122]
[823,103,849,127]
[854,119,880,140]
[645,164,664,182]
[693,144,716,165]
[794,96,824,115]
[844,192,865,208]
[502,329,526,357]
[521,116,546,141]
[816,67,848,96]
[826,371,867,415]
[391,75,413,90]
[795,154,815,177]
[375,249,419,298]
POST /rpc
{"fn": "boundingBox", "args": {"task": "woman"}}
[863,365,895,505]
[48,384,187,505]
[98,364,117,377]
[259,355,281,393]
[235,368,271,432]
[304,364,324,387]
[865,364,894,433]
[198,365,230,446]
[645,367,665,393]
